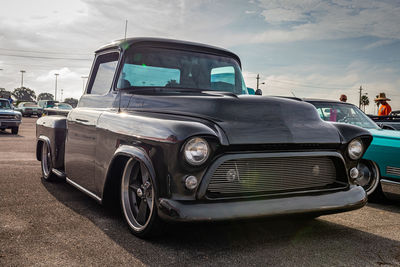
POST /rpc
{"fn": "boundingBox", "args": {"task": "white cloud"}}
[253,0,400,44]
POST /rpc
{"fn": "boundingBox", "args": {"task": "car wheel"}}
[41,143,56,181]
[11,127,19,135]
[356,160,384,201]
[121,158,163,238]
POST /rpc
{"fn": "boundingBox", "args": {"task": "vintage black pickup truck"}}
[36,38,372,237]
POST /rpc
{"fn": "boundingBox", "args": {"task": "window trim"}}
[85,50,121,96]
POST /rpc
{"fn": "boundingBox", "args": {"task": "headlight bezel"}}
[183,137,210,166]
[347,138,364,160]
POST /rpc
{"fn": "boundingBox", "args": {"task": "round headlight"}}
[348,139,363,160]
[184,137,210,165]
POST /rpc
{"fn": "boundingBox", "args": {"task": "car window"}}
[88,52,119,95]
[0,100,11,109]
[210,66,235,92]
[311,102,379,129]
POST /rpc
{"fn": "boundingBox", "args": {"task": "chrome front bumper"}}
[158,185,367,222]
[0,120,21,128]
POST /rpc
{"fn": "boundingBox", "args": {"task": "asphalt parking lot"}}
[1,117,400,266]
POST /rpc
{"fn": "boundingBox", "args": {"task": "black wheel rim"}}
[41,144,51,177]
[121,159,154,231]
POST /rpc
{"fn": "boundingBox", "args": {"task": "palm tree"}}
[361,94,370,112]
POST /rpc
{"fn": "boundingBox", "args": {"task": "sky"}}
[0,0,399,114]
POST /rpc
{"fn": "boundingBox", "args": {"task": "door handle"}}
[76,118,89,123]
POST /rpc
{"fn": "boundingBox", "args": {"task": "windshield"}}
[0,100,11,109]
[23,102,37,107]
[310,102,379,129]
[117,47,248,94]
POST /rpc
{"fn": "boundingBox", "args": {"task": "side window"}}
[87,52,119,95]
[210,66,235,92]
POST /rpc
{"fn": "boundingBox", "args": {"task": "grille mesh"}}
[207,156,339,198]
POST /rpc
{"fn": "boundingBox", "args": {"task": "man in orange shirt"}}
[375,92,392,116]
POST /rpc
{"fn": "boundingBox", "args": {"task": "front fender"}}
[101,145,158,201]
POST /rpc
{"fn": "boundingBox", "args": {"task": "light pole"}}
[54,73,59,101]
[81,75,88,92]
[20,70,26,88]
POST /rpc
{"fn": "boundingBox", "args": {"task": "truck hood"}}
[123,92,341,145]
[0,109,20,115]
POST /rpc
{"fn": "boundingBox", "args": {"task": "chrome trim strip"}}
[66,178,102,203]
[387,166,400,177]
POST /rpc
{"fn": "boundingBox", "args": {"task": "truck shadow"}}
[43,180,400,266]
[0,130,22,137]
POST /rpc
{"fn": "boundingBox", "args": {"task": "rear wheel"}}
[120,158,163,238]
[41,143,56,181]
[11,127,18,135]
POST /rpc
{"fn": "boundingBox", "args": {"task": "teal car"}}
[306,99,400,200]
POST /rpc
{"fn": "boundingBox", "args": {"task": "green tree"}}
[37,92,54,101]
[0,88,12,98]
[361,94,370,112]
[63,97,79,108]
[12,87,36,102]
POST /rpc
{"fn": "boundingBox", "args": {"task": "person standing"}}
[339,94,347,102]
[375,93,392,116]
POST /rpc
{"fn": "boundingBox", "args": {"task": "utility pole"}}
[54,73,59,101]
[20,70,26,88]
[256,74,260,90]
[358,85,363,109]
[256,74,265,90]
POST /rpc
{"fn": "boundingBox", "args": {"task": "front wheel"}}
[356,160,384,201]
[120,158,163,238]
[11,127,19,135]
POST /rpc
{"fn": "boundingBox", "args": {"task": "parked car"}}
[15,102,43,117]
[368,113,400,131]
[44,103,73,116]
[38,100,58,109]
[36,38,372,237]
[0,98,21,134]
[306,99,400,200]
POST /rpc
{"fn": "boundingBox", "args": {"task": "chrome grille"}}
[0,114,14,119]
[206,156,340,198]
[387,166,400,177]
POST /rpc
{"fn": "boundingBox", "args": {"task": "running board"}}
[65,177,102,203]
[51,168,102,203]
[381,179,400,201]
[52,168,66,178]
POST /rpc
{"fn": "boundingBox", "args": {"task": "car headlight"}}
[184,137,210,165]
[348,139,363,160]
[14,114,21,119]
